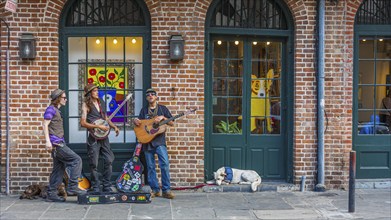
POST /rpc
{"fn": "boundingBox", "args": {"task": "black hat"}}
[145,88,157,95]
[51,89,65,101]
[84,84,99,97]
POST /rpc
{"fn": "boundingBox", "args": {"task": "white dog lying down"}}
[208,167,262,192]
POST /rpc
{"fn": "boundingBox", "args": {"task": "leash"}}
[171,183,215,190]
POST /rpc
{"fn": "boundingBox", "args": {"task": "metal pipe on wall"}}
[315,0,326,192]
[0,17,11,195]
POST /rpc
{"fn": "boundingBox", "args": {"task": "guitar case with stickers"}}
[116,143,144,192]
[78,143,151,205]
[77,191,151,204]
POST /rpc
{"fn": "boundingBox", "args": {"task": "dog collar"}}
[224,167,233,183]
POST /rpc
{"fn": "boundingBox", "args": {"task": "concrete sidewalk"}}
[1,188,390,220]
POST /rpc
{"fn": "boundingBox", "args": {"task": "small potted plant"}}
[215,120,242,134]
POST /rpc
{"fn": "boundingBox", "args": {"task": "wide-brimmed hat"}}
[51,89,65,101]
[84,84,99,97]
[145,88,157,95]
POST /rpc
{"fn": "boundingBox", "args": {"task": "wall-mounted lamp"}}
[19,33,36,59]
[169,35,184,61]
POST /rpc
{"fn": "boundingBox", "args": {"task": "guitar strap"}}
[97,99,106,119]
[88,99,105,119]
[148,104,159,118]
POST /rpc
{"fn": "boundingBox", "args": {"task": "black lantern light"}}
[19,33,36,59]
[169,35,184,60]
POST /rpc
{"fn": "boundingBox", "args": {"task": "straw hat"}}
[84,84,99,97]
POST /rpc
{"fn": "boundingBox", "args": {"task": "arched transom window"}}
[66,0,145,27]
[210,0,287,29]
[356,0,391,25]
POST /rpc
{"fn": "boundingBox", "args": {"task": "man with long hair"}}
[43,89,85,202]
[80,84,119,194]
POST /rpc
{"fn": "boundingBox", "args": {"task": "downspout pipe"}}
[0,17,11,195]
[315,0,326,192]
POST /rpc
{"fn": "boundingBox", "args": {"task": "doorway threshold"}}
[356,179,391,189]
[203,180,298,193]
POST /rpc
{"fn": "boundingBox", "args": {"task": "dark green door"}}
[206,37,287,180]
[354,35,391,178]
[353,0,391,179]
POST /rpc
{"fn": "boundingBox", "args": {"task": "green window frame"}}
[357,36,391,136]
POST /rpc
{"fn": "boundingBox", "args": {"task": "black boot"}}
[66,187,87,196]
[46,192,66,202]
[87,186,101,195]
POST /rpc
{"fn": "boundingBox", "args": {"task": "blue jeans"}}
[144,145,171,192]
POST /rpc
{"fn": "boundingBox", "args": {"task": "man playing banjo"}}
[80,84,119,194]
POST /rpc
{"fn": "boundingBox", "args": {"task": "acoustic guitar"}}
[116,143,143,192]
[134,108,197,144]
[90,93,133,140]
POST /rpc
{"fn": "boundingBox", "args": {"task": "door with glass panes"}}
[207,36,287,180]
[354,35,391,178]
[353,0,391,179]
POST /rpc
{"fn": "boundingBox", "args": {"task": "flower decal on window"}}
[85,63,132,125]
[87,66,127,95]
[108,72,116,80]
[89,68,97,76]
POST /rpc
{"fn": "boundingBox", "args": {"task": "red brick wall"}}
[145,0,208,187]
[285,0,362,189]
[0,0,363,193]
[1,0,65,193]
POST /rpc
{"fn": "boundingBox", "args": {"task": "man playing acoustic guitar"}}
[80,84,119,194]
[43,89,86,202]
[133,88,175,199]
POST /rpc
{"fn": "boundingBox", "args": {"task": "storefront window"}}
[357,36,391,135]
[212,40,243,134]
[68,36,144,143]
[250,41,281,135]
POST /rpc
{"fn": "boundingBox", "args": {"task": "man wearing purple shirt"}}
[43,89,85,202]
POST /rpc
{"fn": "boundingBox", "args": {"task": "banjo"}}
[90,93,133,140]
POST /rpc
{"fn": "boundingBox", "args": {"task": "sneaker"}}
[66,188,87,196]
[46,194,66,202]
[162,191,175,199]
[150,191,161,198]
